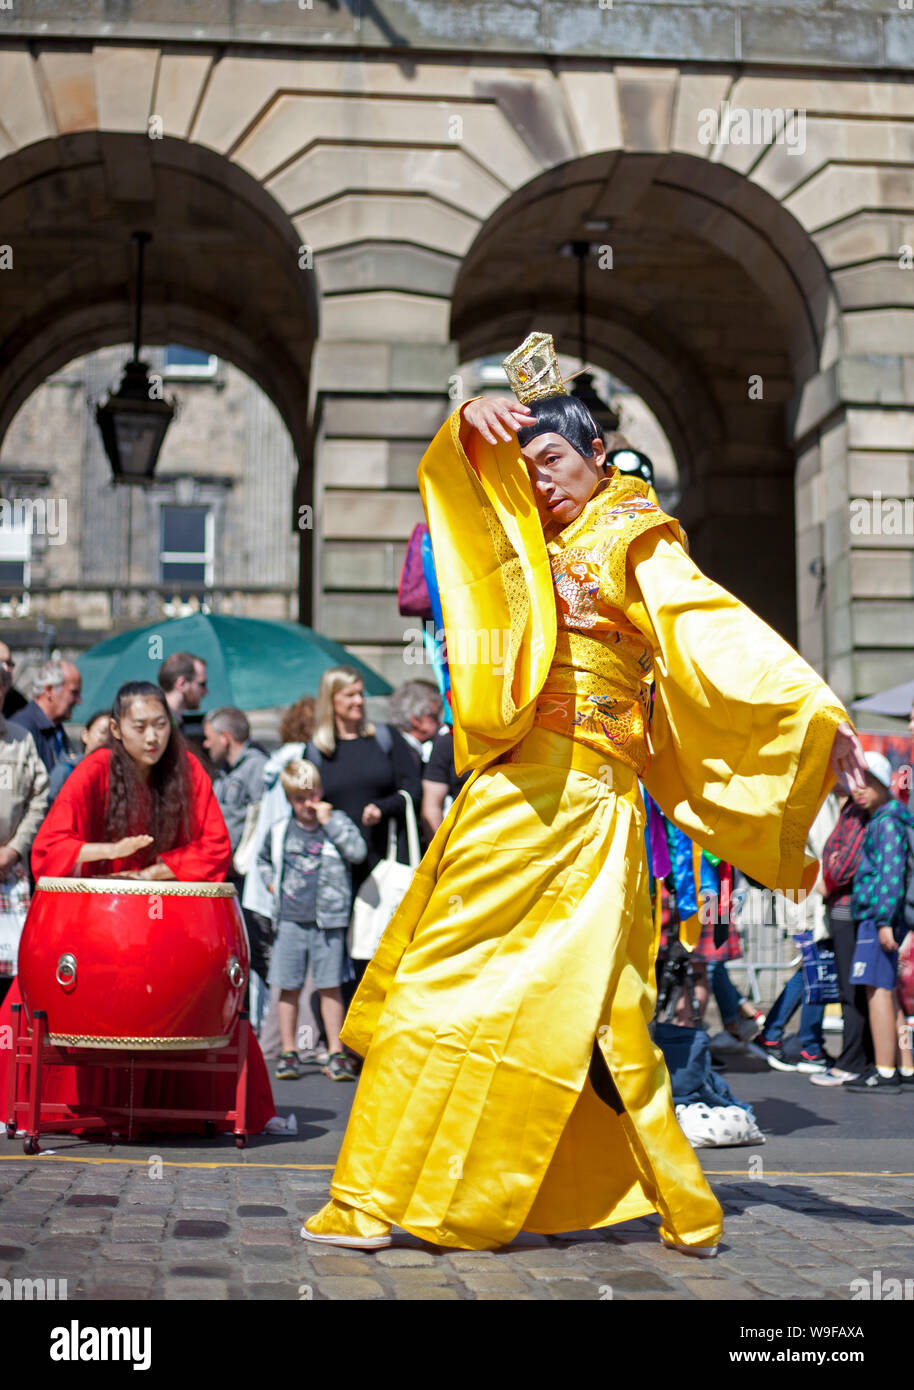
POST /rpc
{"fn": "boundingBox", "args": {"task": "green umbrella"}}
[74,613,392,717]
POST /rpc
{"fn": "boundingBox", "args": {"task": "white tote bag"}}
[347,790,422,961]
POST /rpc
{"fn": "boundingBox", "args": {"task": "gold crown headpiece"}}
[502,332,586,406]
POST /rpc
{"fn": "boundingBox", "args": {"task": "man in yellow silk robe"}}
[303,389,866,1255]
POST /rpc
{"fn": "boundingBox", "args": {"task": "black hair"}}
[84,708,112,730]
[516,394,604,459]
[106,681,192,860]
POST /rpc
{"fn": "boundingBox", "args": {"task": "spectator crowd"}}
[0,641,910,1105]
[0,647,466,1086]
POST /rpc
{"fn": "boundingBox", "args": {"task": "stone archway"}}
[451,149,837,643]
[0,131,319,615]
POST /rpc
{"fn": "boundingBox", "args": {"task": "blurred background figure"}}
[388,680,442,767]
[47,708,114,803]
[11,657,82,776]
[0,653,48,1001]
[422,723,471,839]
[0,641,27,719]
[203,705,270,1029]
[243,694,318,1059]
[305,666,422,994]
[389,679,443,846]
[158,651,208,731]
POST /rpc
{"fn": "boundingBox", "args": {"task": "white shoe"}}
[660,1234,719,1258]
[300,1225,393,1250]
[809,1067,858,1087]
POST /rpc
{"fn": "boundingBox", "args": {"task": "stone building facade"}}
[0,345,299,677]
[0,0,911,697]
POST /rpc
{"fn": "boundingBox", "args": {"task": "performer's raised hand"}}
[830,721,867,795]
[463,395,536,445]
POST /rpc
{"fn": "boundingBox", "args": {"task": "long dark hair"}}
[105,681,193,860]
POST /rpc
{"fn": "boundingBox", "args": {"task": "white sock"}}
[877,1065,896,1079]
[899,1067,914,1077]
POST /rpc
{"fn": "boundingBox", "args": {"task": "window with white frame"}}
[160,505,213,590]
[163,345,218,379]
[0,519,30,594]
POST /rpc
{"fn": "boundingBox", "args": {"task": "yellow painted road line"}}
[0,1154,912,1177]
[704,1170,914,1177]
[0,1155,335,1170]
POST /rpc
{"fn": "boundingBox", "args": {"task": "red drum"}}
[17,878,249,1050]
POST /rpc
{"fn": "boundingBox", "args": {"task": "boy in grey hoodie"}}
[258,759,366,1081]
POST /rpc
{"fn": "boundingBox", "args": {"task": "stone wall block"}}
[274,146,505,221]
[154,53,213,139]
[834,262,914,313]
[321,292,451,343]
[615,67,679,151]
[842,309,914,356]
[557,69,623,156]
[322,491,425,541]
[191,57,305,151]
[37,52,99,134]
[741,10,881,66]
[671,72,732,157]
[94,47,158,133]
[786,165,880,233]
[301,194,479,257]
[0,50,54,148]
[851,552,914,599]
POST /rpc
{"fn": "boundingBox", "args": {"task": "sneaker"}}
[738,1016,763,1043]
[765,1045,799,1073]
[809,1067,858,1087]
[274,1051,303,1081]
[322,1051,357,1082]
[298,1048,330,1068]
[898,1071,914,1089]
[844,1066,901,1093]
[795,1051,830,1073]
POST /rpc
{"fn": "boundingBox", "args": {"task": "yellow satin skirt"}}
[334,726,723,1251]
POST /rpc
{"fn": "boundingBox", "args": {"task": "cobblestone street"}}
[1,1063,911,1304]
[1,1157,912,1304]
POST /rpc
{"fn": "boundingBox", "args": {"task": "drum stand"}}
[5,1005,251,1154]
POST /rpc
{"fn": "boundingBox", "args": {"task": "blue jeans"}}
[761,969,824,1052]
[712,961,744,1026]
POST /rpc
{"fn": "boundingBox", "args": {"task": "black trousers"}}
[829,904,873,1074]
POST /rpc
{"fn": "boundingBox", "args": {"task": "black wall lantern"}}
[96,232,176,484]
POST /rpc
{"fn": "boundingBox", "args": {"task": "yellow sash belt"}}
[497,725,638,796]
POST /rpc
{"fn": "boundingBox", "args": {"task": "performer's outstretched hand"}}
[830,721,867,795]
[463,395,536,445]
[113,834,154,859]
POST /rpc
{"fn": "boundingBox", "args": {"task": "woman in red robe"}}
[1,680,276,1137]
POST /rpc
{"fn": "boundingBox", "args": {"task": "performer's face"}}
[521,432,606,538]
[113,696,172,770]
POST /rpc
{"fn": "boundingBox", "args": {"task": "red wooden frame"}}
[5,1003,250,1153]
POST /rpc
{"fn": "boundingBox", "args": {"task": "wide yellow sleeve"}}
[626,525,849,897]
[416,402,557,775]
